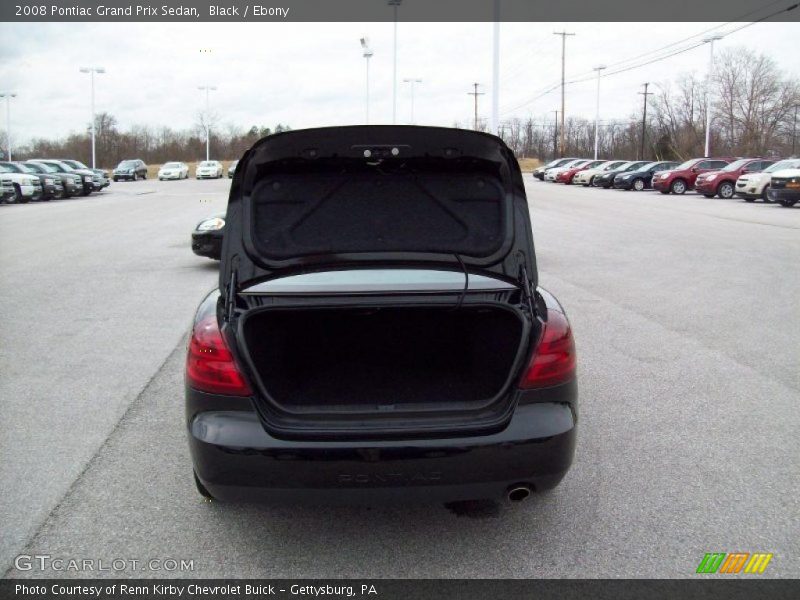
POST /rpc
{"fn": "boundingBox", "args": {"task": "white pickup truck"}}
[0,163,43,203]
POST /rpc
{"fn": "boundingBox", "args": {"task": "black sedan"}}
[191,213,225,259]
[186,126,577,504]
[613,161,680,191]
[593,160,650,188]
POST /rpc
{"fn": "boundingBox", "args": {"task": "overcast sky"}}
[0,20,798,144]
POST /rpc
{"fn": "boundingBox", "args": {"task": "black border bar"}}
[3,0,800,22]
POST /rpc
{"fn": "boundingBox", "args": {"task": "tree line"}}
[487,47,799,162]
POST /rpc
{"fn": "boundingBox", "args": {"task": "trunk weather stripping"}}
[518,262,537,318]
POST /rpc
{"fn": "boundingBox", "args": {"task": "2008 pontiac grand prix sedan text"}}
[185,126,578,504]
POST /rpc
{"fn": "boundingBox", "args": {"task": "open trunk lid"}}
[219,126,537,303]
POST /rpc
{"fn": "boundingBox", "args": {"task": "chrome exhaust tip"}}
[507,485,532,503]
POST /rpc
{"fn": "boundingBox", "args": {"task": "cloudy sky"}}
[0,20,798,144]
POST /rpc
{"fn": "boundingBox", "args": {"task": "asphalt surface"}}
[1,176,798,578]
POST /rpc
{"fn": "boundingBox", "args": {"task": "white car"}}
[735,158,800,202]
[195,160,224,179]
[158,162,189,180]
[0,163,43,203]
[573,160,627,186]
[544,159,589,182]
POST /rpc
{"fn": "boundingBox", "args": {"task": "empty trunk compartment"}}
[240,304,528,414]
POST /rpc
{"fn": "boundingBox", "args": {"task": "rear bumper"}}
[188,396,577,503]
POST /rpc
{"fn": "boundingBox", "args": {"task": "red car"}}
[556,159,606,184]
[694,158,774,199]
[652,157,733,195]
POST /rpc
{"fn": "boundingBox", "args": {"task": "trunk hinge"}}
[518,262,536,318]
[225,264,238,323]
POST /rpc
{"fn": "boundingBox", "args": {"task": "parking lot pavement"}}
[3,177,799,578]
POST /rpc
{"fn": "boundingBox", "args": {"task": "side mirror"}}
[691,167,698,173]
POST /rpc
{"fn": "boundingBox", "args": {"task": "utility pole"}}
[638,83,653,161]
[388,0,402,124]
[593,65,606,160]
[553,31,575,157]
[703,34,723,157]
[792,103,798,157]
[468,83,484,131]
[402,78,422,124]
[553,110,559,161]
[0,92,16,161]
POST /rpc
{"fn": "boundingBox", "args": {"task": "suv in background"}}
[652,158,731,195]
[1,161,61,200]
[593,161,650,188]
[31,159,95,195]
[768,168,800,207]
[59,159,109,191]
[694,158,773,199]
[25,160,83,198]
[533,157,579,181]
[613,161,679,191]
[113,159,148,181]
[573,160,627,186]
[736,158,800,202]
[0,162,44,203]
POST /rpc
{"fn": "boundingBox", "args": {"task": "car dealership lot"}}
[1,177,798,578]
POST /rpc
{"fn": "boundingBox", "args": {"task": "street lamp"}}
[592,65,606,160]
[402,78,422,124]
[388,0,402,124]
[79,67,105,168]
[360,37,373,124]
[702,34,723,157]
[198,85,217,161]
[0,92,17,161]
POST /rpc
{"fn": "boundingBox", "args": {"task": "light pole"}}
[703,34,723,157]
[592,65,606,160]
[79,67,105,168]
[402,78,422,124]
[0,92,17,161]
[388,0,402,124]
[360,37,373,124]
[198,85,217,161]
[490,0,500,136]
[792,104,798,157]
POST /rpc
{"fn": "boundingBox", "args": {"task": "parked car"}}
[25,160,82,198]
[573,160,627,186]
[736,158,800,202]
[0,163,44,203]
[652,158,732,195]
[593,161,650,188]
[30,159,95,195]
[158,162,190,180]
[113,159,148,181]
[545,159,589,181]
[58,159,109,191]
[1,161,61,200]
[555,159,606,184]
[767,168,800,207]
[195,160,224,179]
[612,161,680,191]
[227,160,239,178]
[186,126,577,504]
[694,158,774,199]
[533,157,579,180]
[191,213,225,259]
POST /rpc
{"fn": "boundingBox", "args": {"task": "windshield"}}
[0,165,11,173]
[40,161,67,172]
[0,162,24,173]
[199,161,216,167]
[675,159,699,170]
[765,159,800,173]
[601,161,624,171]
[118,161,137,168]
[163,162,182,168]
[64,160,88,169]
[26,162,56,173]
[721,159,751,172]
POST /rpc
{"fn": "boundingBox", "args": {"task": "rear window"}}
[249,158,507,260]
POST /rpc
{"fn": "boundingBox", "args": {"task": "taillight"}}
[519,309,576,389]
[186,315,252,396]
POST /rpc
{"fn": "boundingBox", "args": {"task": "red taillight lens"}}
[186,315,252,396]
[519,310,576,389]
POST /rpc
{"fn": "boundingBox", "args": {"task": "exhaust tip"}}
[507,485,532,503]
